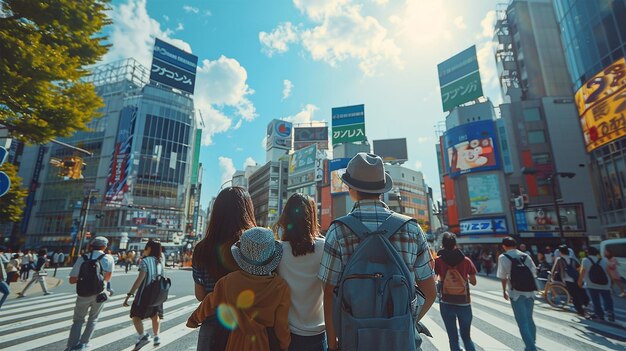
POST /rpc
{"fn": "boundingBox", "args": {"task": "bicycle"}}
[540,272,570,309]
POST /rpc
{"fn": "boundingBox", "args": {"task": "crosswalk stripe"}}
[2,295,82,315]
[470,293,621,351]
[429,303,512,350]
[1,293,72,308]
[418,314,450,346]
[148,322,197,349]
[2,295,197,351]
[89,305,197,350]
[0,295,127,343]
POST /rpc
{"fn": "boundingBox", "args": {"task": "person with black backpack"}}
[552,244,586,317]
[65,237,114,351]
[578,247,614,321]
[317,153,437,351]
[496,237,538,351]
[123,240,167,350]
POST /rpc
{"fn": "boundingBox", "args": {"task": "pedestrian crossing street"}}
[1,290,626,351]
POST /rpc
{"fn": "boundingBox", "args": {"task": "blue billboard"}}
[150,38,198,94]
[460,216,508,235]
[443,120,500,178]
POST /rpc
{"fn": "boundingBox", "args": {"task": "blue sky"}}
[103,0,504,211]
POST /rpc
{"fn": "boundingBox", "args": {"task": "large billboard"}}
[575,57,626,152]
[444,120,500,178]
[150,39,198,94]
[460,217,508,235]
[515,204,585,232]
[329,158,351,195]
[467,174,503,215]
[373,138,408,163]
[332,105,366,145]
[266,119,292,151]
[105,106,137,204]
[438,46,483,112]
[288,144,324,188]
[294,126,329,150]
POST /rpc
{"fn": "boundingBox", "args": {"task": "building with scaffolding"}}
[19,57,202,250]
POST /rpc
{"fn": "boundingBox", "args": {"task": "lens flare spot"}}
[217,304,238,330]
[287,224,293,230]
[237,290,255,309]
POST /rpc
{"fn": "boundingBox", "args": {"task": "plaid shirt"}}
[192,265,217,293]
[318,200,434,286]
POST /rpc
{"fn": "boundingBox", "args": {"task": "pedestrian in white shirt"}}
[275,193,326,351]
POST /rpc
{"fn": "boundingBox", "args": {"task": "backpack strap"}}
[502,253,515,262]
[376,213,414,241]
[332,214,371,240]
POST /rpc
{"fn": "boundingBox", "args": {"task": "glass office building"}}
[554,0,626,236]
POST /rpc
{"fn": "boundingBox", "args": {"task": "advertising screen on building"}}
[444,120,500,178]
[149,38,198,94]
[294,126,329,150]
[460,217,507,235]
[437,46,484,112]
[288,144,321,188]
[329,158,351,194]
[515,204,585,232]
[467,174,503,215]
[574,57,626,152]
[105,106,137,204]
[332,105,366,145]
[266,119,292,151]
[373,138,408,163]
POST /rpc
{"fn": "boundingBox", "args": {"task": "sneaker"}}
[607,313,615,322]
[153,336,160,346]
[44,292,53,296]
[619,292,626,298]
[133,334,150,351]
[16,292,25,298]
[587,314,603,321]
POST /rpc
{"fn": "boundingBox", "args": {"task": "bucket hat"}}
[231,227,283,276]
[341,153,393,194]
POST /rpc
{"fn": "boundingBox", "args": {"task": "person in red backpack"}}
[435,232,477,351]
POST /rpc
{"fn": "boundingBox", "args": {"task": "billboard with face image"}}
[443,120,500,178]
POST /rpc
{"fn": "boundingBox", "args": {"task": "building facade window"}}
[523,108,542,122]
[528,130,546,144]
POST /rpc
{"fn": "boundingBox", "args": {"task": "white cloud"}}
[163,15,169,21]
[414,160,423,170]
[477,41,498,89]
[282,79,294,100]
[480,11,496,38]
[243,157,257,169]
[205,10,212,16]
[259,22,299,57]
[218,157,236,186]
[453,16,467,30]
[176,23,184,31]
[283,104,320,124]
[390,0,450,45]
[183,5,199,14]
[199,106,232,145]
[261,136,268,150]
[417,136,434,144]
[372,0,389,5]
[103,0,192,68]
[293,0,350,21]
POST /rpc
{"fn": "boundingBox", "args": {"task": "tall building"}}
[23,58,201,249]
[492,0,601,246]
[384,165,430,226]
[248,159,289,227]
[553,0,626,238]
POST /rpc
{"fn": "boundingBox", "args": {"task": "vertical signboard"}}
[150,38,198,94]
[437,46,484,112]
[266,119,293,151]
[105,106,137,204]
[332,104,366,145]
[574,57,626,152]
[443,120,500,178]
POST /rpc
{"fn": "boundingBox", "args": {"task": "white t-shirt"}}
[554,256,579,283]
[497,249,537,301]
[278,238,325,336]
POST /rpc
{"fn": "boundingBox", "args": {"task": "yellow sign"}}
[575,57,626,152]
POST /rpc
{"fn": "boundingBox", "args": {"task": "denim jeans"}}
[510,296,537,351]
[588,288,614,319]
[439,303,476,351]
[0,280,9,310]
[67,295,105,348]
[288,332,327,351]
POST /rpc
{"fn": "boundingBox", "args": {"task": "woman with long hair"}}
[605,248,626,297]
[275,193,326,351]
[123,240,164,350]
[192,186,256,350]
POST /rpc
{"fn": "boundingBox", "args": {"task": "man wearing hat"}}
[187,227,291,351]
[65,236,115,351]
[318,153,437,351]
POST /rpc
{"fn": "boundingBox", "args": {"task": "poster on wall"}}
[467,174,503,215]
[515,204,585,232]
[329,158,351,194]
[444,120,500,178]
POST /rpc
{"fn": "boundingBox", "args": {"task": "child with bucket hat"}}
[187,227,291,351]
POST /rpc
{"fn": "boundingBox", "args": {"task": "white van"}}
[601,238,626,280]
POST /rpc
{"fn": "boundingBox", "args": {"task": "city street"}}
[1,268,625,350]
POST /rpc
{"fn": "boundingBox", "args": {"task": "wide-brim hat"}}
[341,152,394,194]
[231,227,283,276]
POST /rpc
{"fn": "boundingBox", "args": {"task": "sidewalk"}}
[6,276,63,300]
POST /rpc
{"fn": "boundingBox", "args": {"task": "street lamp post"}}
[71,189,99,261]
[547,172,576,240]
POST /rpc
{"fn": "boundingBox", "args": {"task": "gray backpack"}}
[332,213,418,351]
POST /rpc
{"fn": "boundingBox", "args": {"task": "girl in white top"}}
[275,193,326,351]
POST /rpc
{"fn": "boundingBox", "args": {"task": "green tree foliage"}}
[0,0,110,143]
[0,162,27,223]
